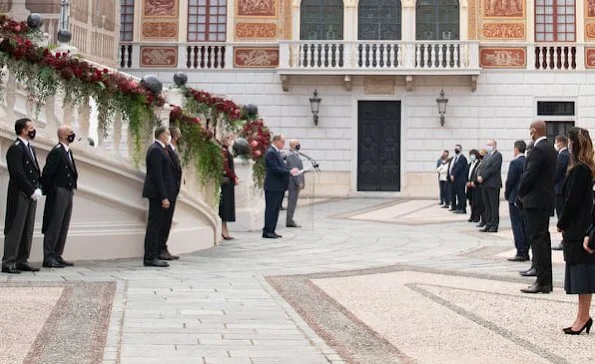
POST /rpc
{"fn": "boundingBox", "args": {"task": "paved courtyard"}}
[0,198,586,364]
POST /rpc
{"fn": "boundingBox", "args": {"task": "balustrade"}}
[533,44,577,70]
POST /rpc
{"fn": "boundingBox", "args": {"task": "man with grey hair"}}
[286,139,305,228]
[477,139,503,233]
[262,134,298,239]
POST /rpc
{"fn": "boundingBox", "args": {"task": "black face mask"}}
[454,149,461,154]
[67,133,76,143]
[295,144,301,151]
[28,129,36,140]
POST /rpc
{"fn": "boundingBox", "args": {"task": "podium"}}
[228,158,265,232]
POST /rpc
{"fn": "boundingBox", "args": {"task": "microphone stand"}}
[296,151,320,231]
[297,151,321,172]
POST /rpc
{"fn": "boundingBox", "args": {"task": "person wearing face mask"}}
[477,139,503,232]
[219,132,239,240]
[40,125,79,268]
[505,140,528,262]
[449,144,468,214]
[466,149,482,222]
[518,120,557,294]
[286,140,305,228]
[437,150,450,207]
[552,135,570,251]
[2,118,42,274]
[141,126,176,267]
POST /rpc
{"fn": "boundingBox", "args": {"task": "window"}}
[358,0,401,40]
[188,0,227,42]
[535,0,575,42]
[120,0,134,41]
[300,0,344,40]
[415,0,459,40]
[537,101,575,142]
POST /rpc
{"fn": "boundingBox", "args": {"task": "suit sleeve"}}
[148,147,167,201]
[7,145,36,197]
[555,153,568,187]
[557,165,590,230]
[41,148,60,193]
[266,150,290,176]
[518,149,544,198]
[481,153,502,181]
[504,162,519,200]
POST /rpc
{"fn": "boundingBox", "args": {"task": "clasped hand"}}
[30,188,42,201]
[584,236,595,254]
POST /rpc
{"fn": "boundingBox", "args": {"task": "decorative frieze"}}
[237,0,276,17]
[140,47,178,67]
[480,47,526,68]
[234,48,279,68]
[482,0,524,18]
[236,23,277,38]
[586,48,595,68]
[144,0,178,17]
[482,23,524,39]
[142,22,178,39]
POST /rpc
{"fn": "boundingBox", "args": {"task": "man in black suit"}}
[552,135,570,251]
[262,135,298,239]
[477,139,503,232]
[41,125,78,268]
[157,127,182,261]
[449,144,468,214]
[142,126,176,267]
[518,120,557,294]
[2,118,42,274]
[505,140,528,262]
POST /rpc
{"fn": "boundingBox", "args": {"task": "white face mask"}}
[166,135,172,144]
[554,144,560,152]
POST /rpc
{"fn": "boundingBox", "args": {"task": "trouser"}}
[159,199,177,253]
[144,199,168,261]
[449,181,457,208]
[43,187,73,261]
[525,208,552,286]
[482,187,500,228]
[439,181,449,205]
[263,191,284,234]
[3,194,36,266]
[286,186,300,224]
[455,181,466,211]
[509,203,528,257]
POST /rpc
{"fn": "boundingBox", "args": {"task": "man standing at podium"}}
[286,139,305,228]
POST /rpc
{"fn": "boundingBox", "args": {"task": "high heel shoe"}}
[221,234,234,241]
[564,317,593,335]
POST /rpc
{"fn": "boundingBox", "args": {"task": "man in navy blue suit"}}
[505,140,528,261]
[552,135,570,251]
[262,135,299,239]
[449,144,468,214]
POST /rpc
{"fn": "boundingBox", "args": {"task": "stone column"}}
[291,0,301,40]
[343,0,358,41]
[401,0,415,41]
[229,159,265,232]
[459,0,468,41]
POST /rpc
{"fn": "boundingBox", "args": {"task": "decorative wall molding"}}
[236,23,277,38]
[482,23,525,39]
[141,22,178,39]
[237,0,277,17]
[234,47,279,68]
[143,0,179,18]
[481,0,524,18]
[479,47,526,68]
[140,46,178,67]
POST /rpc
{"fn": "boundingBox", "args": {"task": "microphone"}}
[297,151,321,172]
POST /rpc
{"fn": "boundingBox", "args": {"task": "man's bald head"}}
[289,139,300,150]
[57,125,74,144]
[530,120,547,140]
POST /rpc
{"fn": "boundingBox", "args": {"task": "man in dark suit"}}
[286,139,305,228]
[449,144,468,214]
[142,126,176,267]
[157,127,182,261]
[505,140,528,262]
[2,118,42,274]
[518,120,557,294]
[41,125,78,268]
[477,139,503,232]
[262,135,298,239]
[552,135,570,251]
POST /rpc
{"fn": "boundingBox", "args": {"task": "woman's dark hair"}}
[567,127,595,178]
[469,149,481,160]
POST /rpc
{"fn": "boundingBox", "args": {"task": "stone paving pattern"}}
[0,199,578,363]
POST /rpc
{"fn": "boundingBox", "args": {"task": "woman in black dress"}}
[466,149,482,223]
[220,133,238,240]
[557,127,595,335]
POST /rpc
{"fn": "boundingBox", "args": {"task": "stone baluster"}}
[438,44,444,68]
[44,95,61,137]
[303,44,309,68]
[78,99,91,141]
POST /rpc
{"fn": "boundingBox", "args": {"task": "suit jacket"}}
[168,144,182,196]
[518,138,557,209]
[467,160,480,183]
[286,151,304,189]
[4,138,41,234]
[41,143,78,193]
[504,156,525,203]
[449,154,468,183]
[557,163,595,264]
[554,149,570,195]
[479,151,503,188]
[142,142,177,201]
[264,146,290,192]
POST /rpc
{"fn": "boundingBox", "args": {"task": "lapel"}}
[61,146,76,174]
[18,139,39,172]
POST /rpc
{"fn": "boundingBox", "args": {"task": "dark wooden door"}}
[357,101,401,192]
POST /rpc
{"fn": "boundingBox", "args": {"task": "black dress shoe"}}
[564,318,593,335]
[486,227,498,233]
[454,210,466,214]
[521,283,552,294]
[43,259,65,268]
[519,268,537,277]
[16,263,40,272]
[476,222,486,228]
[143,259,169,267]
[467,218,474,222]
[56,257,74,266]
[441,205,450,209]
[273,233,283,238]
[2,264,20,274]
[471,219,480,223]
[552,243,563,251]
[286,222,300,228]
[221,234,235,241]
[507,255,529,262]
[262,233,278,239]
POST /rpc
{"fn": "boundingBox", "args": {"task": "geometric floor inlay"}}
[0,281,116,364]
[268,265,592,364]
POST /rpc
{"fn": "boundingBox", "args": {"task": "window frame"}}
[358,0,402,40]
[534,0,576,43]
[415,0,460,41]
[120,0,135,42]
[299,0,344,40]
[188,0,227,43]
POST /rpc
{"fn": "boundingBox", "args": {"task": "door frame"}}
[350,95,407,197]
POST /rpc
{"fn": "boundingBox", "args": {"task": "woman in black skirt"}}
[557,127,595,335]
[220,133,238,240]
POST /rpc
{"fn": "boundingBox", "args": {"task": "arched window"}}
[535,0,575,42]
[358,0,401,40]
[300,0,344,40]
[416,0,459,40]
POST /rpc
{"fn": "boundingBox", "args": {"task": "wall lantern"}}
[309,89,322,126]
[436,89,448,127]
